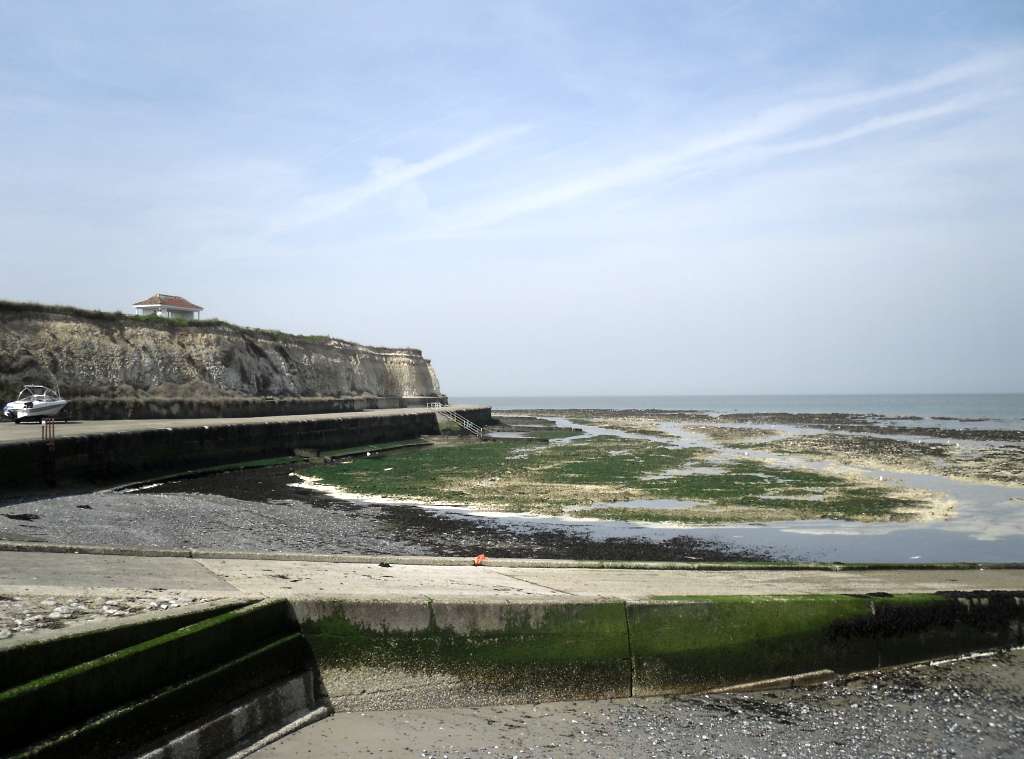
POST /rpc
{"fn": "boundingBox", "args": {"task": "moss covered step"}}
[14,634,314,759]
[0,600,249,692]
[0,599,308,757]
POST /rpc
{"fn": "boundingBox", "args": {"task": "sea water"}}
[453,394,1024,422]
[446,394,1024,561]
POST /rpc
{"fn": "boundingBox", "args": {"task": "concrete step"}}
[21,635,318,759]
[138,671,328,759]
[0,600,249,692]
[1,600,325,758]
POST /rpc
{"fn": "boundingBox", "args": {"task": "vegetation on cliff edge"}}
[0,299,417,352]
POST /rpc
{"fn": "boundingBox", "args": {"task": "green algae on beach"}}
[302,433,927,523]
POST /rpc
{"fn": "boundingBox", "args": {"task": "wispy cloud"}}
[765,92,1003,157]
[417,50,1021,238]
[271,124,531,232]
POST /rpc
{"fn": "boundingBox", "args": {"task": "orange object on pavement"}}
[473,553,487,566]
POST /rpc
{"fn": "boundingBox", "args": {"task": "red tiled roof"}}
[133,293,203,310]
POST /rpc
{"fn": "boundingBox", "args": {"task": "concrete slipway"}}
[2,546,1023,757]
[4,546,1024,600]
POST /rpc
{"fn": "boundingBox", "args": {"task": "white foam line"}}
[289,473,436,506]
[289,474,708,530]
[119,482,166,493]
[923,645,1023,668]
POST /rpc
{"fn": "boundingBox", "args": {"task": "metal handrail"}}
[428,402,485,437]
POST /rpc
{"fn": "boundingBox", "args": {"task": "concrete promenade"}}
[0,404,493,489]
[0,404,487,446]
[2,546,1023,601]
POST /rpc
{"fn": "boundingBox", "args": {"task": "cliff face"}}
[0,302,442,403]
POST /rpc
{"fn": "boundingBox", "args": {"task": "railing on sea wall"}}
[427,403,485,437]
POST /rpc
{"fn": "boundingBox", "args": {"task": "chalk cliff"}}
[0,302,443,412]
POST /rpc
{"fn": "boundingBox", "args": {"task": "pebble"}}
[374,650,1024,759]
[0,593,212,640]
[0,474,767,562]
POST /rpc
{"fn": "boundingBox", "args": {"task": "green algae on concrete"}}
[14,634,313,759]
[297,592,1024,709]
[303,600,628,668]
[0,599,296,754]
[0,600,249,692]
[298,599,632,707]
[629,595,876,695]
[628,593,1024,696]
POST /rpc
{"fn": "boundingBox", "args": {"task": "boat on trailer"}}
[3,385,69,423]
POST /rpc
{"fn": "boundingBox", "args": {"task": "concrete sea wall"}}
[295,598,631,709]
[0,407,494,489]
[64,394,443,421]
[292,592,1024,709]
[3,564,1022,756]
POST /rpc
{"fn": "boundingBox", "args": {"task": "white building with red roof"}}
[132,293,204,320]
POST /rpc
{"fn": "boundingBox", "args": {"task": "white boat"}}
[3,385,69,423]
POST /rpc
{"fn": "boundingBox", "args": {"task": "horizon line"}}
[449,392,1024,397]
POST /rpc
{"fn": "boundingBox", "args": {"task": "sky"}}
[1,1,1023,396]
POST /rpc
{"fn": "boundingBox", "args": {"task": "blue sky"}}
[2,1,1022,395]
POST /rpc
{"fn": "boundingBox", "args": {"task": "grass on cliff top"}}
[302,434,922,523]
[0,299,416,352]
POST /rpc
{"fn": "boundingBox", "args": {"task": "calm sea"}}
[451,394,1024,420]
